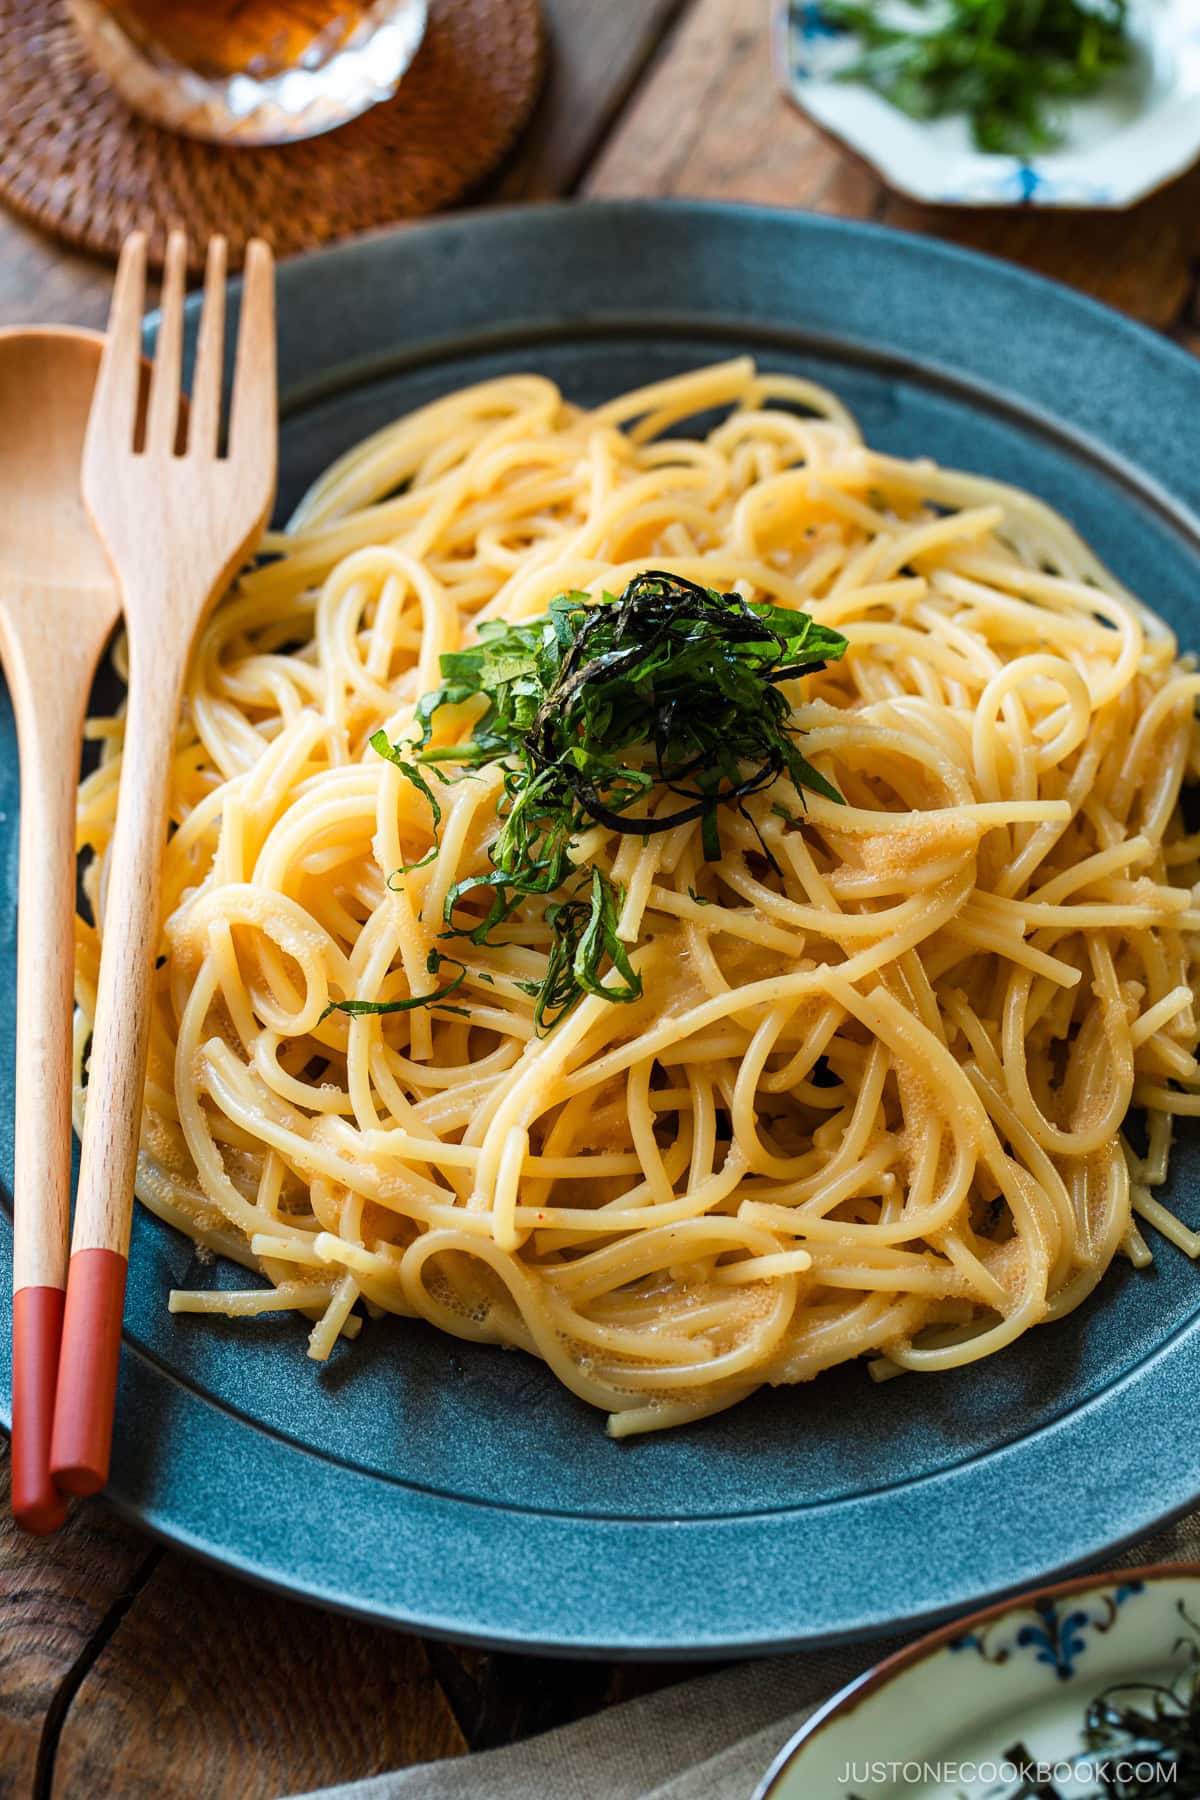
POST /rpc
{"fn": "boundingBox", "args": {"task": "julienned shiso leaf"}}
[821,0,1131,156]
[368,728,442,872]
[319,950,466,1023]
[373,570,847,1033]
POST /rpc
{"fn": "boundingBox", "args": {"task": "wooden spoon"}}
[0,328,120,1532]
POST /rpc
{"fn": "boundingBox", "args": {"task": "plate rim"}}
[5,198,1200,1654]
[754,1558,1200,1797]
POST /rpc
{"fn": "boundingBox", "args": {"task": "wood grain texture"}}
[0,0,683,328]
[0,209,114,331]
[2,0,1200,1788]
[52,233,276,1499]
[423,1641,699,1754]
[426,1642,616,1751]
[0,327,122,1533]
[0,329,117,1293]
[881,164,1200,329]
[586,0,1200,330]
[0,1446,155,1799]
[583,0,880,216]
[498,0,690,199]
[49,1552,466,1799]
[68,233,274,1263]
[0,0,545,273]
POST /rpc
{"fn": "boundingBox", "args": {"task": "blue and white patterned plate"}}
[774,0,1200,207]
[758,1565,1200,1798]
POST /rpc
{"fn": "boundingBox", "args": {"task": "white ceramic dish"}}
[774,0,1200,207]
[757,1563,1200,1798]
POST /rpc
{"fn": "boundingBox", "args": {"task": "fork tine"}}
[50,222,278,1506]
[188,236,227,458]
[228,239,276,467]
[146,228,188,454]
[86,231,147,460]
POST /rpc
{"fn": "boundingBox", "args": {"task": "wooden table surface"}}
[3,3,1200,1795]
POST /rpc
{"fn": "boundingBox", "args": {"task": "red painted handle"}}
[49,1247,128,1497]
[11,1284,68,1533]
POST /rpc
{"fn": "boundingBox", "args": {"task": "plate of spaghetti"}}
[3,201,1200,1653]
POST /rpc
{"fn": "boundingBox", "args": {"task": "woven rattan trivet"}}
[0,0,544,270]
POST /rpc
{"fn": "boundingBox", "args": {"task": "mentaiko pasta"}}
[74,358,1200,1436]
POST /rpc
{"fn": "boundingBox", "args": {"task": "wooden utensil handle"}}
[9,659,82,1288]
[3,596,99,1531]
[51,625,188,1496]
[11,1285,67,1532]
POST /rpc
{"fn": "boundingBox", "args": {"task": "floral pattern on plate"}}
[949,1581,1144,1680]
[757,1566,1200,1799]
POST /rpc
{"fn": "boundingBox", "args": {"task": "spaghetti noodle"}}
[74,358,1200,1435]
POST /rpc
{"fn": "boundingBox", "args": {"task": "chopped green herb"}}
[687,886,715,908]
[319,950,467,1023]
[373,570,845,1031]
[369,726,442,871]
[515,868,642,1034]
[822,0,1131,156]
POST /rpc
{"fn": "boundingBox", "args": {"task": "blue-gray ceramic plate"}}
[3,202,1200,1657]
[757,1562,1200,1798]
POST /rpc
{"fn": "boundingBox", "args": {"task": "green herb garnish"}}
[376,570,846,1032]
[821,0,1131,155]
[319,950,466,1023]
[369,728,442,872]
[515,867,642,1036]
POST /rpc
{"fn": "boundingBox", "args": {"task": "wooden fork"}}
[50,230,276,1496]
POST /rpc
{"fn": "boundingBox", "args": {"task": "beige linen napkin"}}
[294,1514,1200,1800]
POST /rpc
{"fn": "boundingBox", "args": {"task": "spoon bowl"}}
[0,329,117,594]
